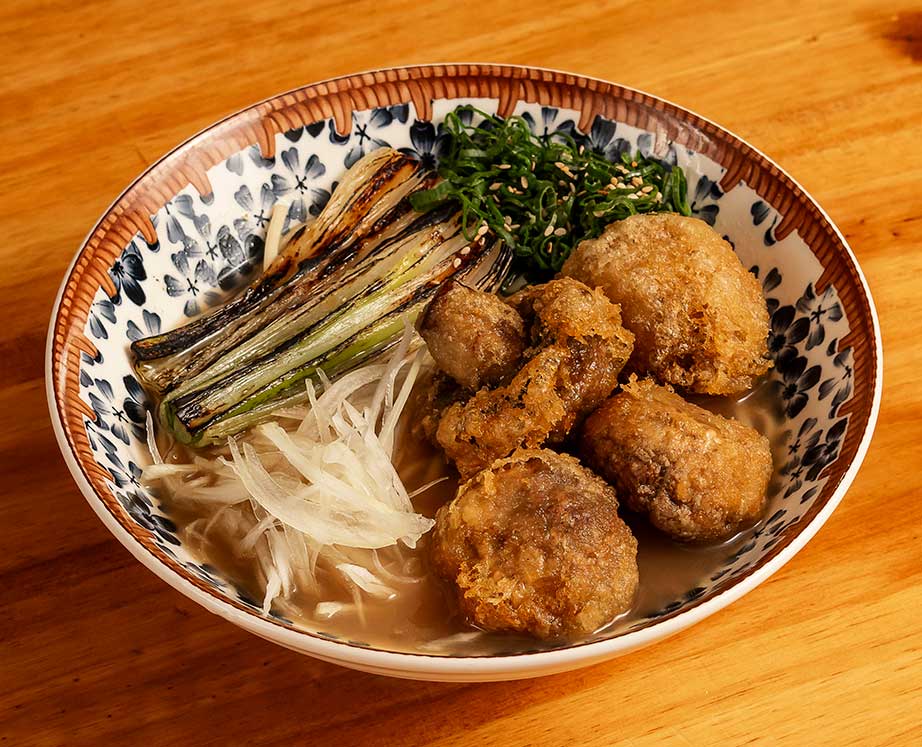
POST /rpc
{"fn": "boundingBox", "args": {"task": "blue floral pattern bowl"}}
[47,65,881,681]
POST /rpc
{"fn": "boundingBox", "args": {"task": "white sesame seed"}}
[490,182,502,191]
[641,185,654,193]
[631,176,644,187]
[460,246,471,255]
[544,224,554,237]
[497,164,512,170]
[452,257,462,268]
[628,193,639,200]
[554,227,566,237]
[520,176,528,189]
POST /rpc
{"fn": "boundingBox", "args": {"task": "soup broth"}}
[158,376,784,656]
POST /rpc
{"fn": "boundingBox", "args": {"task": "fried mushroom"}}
[580,378,772,542]
[562,213,771,395]
[429,448,639,640]
[435,279,634,478]
[417,280,526,391]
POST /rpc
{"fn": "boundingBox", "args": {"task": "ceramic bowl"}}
[47,64,881,681]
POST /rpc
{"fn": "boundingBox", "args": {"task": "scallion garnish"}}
[410,107,691,284]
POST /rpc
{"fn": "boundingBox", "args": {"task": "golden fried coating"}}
[411,369,469,446]
[580,378,772,542]
[417,280,526,390]
[435,279,634,478]
[562,213,771,395]
[429,449,639,639]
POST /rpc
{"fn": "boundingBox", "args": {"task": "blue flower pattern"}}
[76,100,858,640]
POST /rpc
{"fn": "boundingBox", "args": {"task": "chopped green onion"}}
[410,106,691,284]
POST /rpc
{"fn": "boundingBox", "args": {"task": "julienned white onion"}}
[142,324,434,615]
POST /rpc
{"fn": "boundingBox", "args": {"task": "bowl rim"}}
[46,63,883,677]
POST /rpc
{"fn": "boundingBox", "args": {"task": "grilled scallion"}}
[132,148,510,444]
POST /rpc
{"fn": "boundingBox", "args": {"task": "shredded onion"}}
[142,323,434,615]
[262,201,289,271]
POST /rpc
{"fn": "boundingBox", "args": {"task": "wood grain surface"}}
[2,0,920,744]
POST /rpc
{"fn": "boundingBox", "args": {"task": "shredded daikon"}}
[141,324,434,616]
[315,601,348,619]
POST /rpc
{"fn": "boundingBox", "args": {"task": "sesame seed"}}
[627,193,639,200]
[476,223,489,238]
[460,246,471,255]
[641,185,654,193]
[490,182,502,191]
[554,227,566,237]
[546,242,553,253]
[616,181,627,189]
[520,176,528,189]
[497,163,512,170]
[555,162,575,178]
[544,224,554,237]
[631,177,644,187]
[452,257,462,268]
[593,210,606,218]
[616,165,629,174]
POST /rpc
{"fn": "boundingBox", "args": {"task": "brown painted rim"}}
[46,63,882,673]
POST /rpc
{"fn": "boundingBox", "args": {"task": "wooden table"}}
[3,0,920,743]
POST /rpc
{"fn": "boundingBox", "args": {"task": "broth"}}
[158,376,785,656]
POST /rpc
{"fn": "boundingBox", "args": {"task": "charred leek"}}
[133,148,511,445]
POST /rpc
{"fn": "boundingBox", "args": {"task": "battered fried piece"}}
[417,281,526,390]
[580,378,772,542]
[562,213,771,395]
[429,449,639,639]
[435,279,634,478]
[411,370,469,445]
